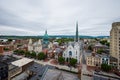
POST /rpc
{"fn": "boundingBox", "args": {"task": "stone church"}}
[28,30,50,53]
[28,39,42,53]
[63,22,83,63]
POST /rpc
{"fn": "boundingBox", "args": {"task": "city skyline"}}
[0,0,120,36]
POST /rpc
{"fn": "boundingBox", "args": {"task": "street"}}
[80,47,93,80]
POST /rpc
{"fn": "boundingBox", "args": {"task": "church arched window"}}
[69,51,72,56]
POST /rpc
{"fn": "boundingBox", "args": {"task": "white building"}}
[63,42,82,63]
[28,39,42,53]
[63,22,83,63]
[48,42,53,49]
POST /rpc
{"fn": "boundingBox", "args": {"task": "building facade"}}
[101,56,110,65]
[110,22,120,70]
[86,54,110,67]
[0,45,4,55]
[8,58,34,80]
[86,55,101,67]
[8,65,22,80]
[28,39,42,53]
[93,43,108,53]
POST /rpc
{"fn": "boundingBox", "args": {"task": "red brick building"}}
[0,45,5,54]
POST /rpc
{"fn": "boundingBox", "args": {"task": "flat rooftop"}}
[0,62,7,67]
[11,58,33,67]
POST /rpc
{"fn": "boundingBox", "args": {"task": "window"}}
[69,51,72,56]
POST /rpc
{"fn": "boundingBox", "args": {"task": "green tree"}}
[25,51,31,57]
[88,45,93,51]
[101,63,111,72]
[8,39,12,42]
[19,50,25,54]
[38,52,46,60]
[58,57,65,64]
[100,40,107,45]
[70,58,77,67]
[95,38,99,41]
[14,50,25,55]
[30,51,36,58]
[106,42,110,47]
[4,48,9,51]
[97,49,104,54]
[14,50,18,53]
[56,38,74,45]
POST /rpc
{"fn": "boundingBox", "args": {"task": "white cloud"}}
[0,0,120,36]
[0,25,39,36]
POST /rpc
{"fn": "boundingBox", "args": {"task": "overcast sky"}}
[0,0,120,36]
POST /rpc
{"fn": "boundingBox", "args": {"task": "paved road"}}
[81,46,93,80]
[82,51,86,64]
[93,74,119,80]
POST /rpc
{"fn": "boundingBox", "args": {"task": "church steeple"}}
[43,29,49,45]
[75,22,79,42]
[45,30,47,34]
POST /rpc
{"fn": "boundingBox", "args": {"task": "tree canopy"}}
[70,58,77,67]
[100,40,110,47]
[8,39,13,42]
[97,49,104,54]
[56,38,74,45]
[88,45,93,51]
[30,51,36,58]
[58,57,65,64]
[101,63,111,72]
[38,52,46,60]
[14,50,25,55]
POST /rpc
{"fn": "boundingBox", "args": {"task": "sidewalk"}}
[81,64,93,80]
[34,59,78,72]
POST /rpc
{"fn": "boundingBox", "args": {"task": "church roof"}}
[43,30,49,39]
[67,41,80,47]
[54,48,62,54]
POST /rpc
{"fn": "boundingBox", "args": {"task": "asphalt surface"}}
[82,53,86,64]
[28,62,55,80]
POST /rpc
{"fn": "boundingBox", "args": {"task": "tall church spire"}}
[45,30,47,34]
[75,21,79,42]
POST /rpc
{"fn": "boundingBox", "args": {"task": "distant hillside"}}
[0,35,109,39]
